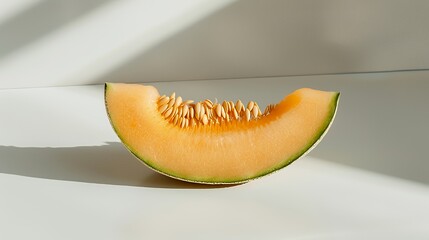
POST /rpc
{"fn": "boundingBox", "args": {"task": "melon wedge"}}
[105,83,339,184]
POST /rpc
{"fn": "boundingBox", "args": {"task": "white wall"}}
[1,0,429,88]
[1,1,428,185]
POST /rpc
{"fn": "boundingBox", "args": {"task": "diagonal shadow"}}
[0,0,113,58]
[97,0,353,84]
[0,142,233,189]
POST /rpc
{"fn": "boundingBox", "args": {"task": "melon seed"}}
[157,93,276,127]
[245,109,251,121]
[159,96,170,105]
[174,96,182,108]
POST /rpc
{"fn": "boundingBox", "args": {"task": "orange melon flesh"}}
[105,83,339,184]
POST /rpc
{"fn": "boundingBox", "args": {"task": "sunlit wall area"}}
[1,0,429,88]
[0,0,236,88]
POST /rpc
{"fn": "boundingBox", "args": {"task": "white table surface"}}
[1,74,429,239]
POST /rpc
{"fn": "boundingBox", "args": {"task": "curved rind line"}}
[105,83,340,185]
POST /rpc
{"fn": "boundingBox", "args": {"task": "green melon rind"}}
[105,83,340,185]
[247,91,340,183]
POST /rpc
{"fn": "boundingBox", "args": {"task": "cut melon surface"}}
[105,83,339,184]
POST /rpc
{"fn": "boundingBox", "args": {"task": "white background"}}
[1,1,428,239]
[1,0,429,88]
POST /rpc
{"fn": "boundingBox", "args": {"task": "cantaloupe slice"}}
[105,83,339,184]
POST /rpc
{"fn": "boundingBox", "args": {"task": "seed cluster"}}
[157,92,276,128]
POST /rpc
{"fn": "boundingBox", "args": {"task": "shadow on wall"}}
[97,0,429,84]
[97,0,354,84]
[289,74,429,186]
[0,142,231,189]
[1,0,429,88]
[0,0,113,58]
